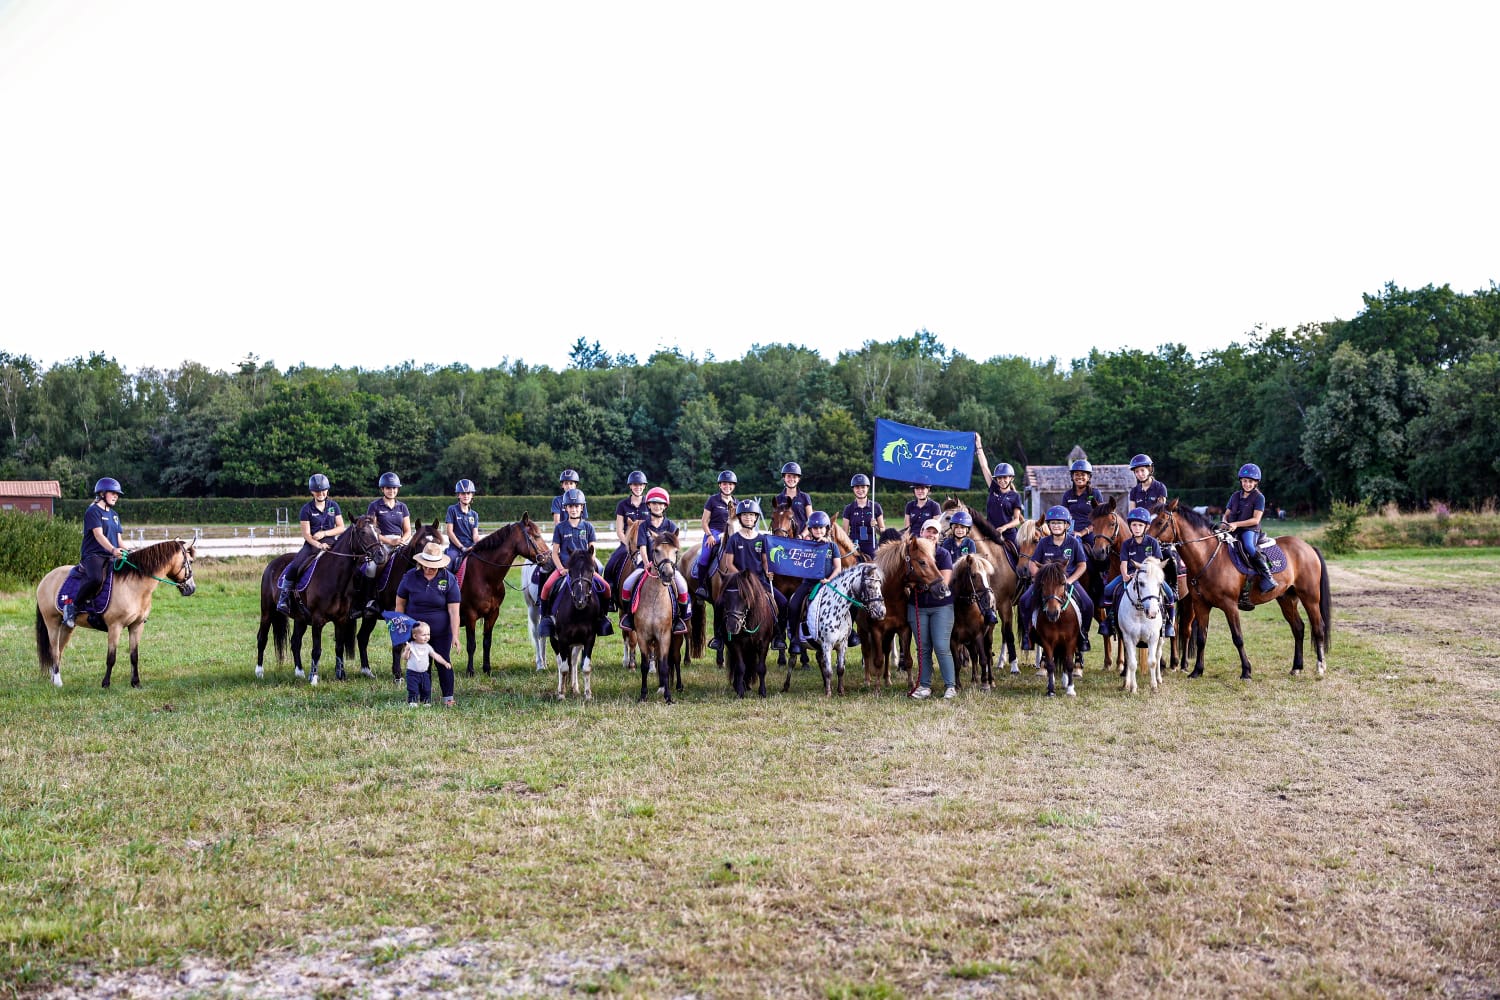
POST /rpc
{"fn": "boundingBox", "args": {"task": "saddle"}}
[275,552,326,596]
[1227,538,1287,582]
[57,564,114,627]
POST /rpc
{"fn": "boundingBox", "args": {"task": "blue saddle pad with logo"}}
[57,564,114,616]
[1227,539,1288,579]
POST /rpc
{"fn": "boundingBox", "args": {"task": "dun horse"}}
[1149,500,1330,680]
[458,514,548,675]
[627,529,685,703]
[36,538,197,688]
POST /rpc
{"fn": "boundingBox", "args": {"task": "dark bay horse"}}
[722,561,777,699]
[1149,500,1331,680]
[458,514,548,676]
[949,553,998,690]
[935,499,1022,675]
[256,515,386,685]
[551,544,604,700]
[1032,562,1081,697]
[355,518,447,681]
[36,539,197,688]
[628,529,684,703]
[679,537,737,668]
[858,536,945,689]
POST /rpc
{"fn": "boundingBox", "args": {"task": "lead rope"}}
[909,587,922,695]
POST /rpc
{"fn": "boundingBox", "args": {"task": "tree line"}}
[3,282,1497,509]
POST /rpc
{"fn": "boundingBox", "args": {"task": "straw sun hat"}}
[413,542,451,570]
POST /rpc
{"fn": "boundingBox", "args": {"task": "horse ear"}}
[1166,499,1179,512]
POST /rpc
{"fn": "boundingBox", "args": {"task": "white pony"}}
[1116,556,1168,693]
[785,562,886,696]
[520,562,550,672]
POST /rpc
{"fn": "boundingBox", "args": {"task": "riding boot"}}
[619,612,634,632]
[1098,602,1113,637]
[1238,579,1256,612]
[1254,552,1276,592]
[596,617,614,637]
[672,607,689,634]
[771,632,787,651]
[847,630,860,647]
[983,607,999,626]
[1163,612,1176,638]
[61,598,77,628]
[538,615,554,637]
[1020,628,1033,652]
[708,636,722,650]
[276,581,292,614]
[1079,632,1091,653]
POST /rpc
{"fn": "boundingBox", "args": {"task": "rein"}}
[113,550,185,586]
[1156,511,1228,589]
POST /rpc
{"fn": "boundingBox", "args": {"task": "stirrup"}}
[619,613,634,632]
[538,616,554,637]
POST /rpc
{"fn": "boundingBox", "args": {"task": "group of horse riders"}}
[70,448,1277,666]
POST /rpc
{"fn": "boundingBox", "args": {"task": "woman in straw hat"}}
[396,541,462,706]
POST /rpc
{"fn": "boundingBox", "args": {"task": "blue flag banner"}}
[873,419,976,489]
[768,536,833,580]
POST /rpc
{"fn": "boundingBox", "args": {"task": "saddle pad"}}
[57,564,114,615]
[454,557,468,591]
[1227,541,1288,578]
[275,552,325,594]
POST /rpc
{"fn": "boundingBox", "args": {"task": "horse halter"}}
[1125,571,1160,617]
[174,543,197,596]
[566,566,594,608]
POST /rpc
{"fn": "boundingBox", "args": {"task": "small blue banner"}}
[767,536,833,580]
[873,419,976,489]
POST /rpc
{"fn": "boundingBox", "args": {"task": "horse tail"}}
[36,605,53,674]
[690,595,705,660]
[273,611,288,664]
[1316,545,1332,651]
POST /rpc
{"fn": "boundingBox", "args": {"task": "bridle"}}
[566,563,595,609]
[1124,568,1161,619]
[1091,511,1124,560]
[1152,508,1232,586]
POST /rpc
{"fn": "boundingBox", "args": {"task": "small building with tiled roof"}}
[1023,448,1134,519]
[0,480,62,516]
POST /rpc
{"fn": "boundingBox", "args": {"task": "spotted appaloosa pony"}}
[37,539,197,688]
[1115,556,1167,694]
[785,561,886,697]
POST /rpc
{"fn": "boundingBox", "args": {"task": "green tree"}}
[669,394,727,490]
[217,380,378,496]
[1301,344,1410,503]
[1408,344,1500,503]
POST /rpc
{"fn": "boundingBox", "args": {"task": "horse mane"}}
[565,545,595,573]
[1170,504,1216,534]
[472,517,533,554]
[118,539,185,577]
[878,527,903,546]
[1035,561,1067,589]
[1016,519,1043,547]
[653,530,679,554]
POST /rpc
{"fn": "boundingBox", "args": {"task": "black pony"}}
[723,566,777,699]
[551,544,604,701]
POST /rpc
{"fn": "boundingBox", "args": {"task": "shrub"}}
[0,511,78,589]
[1321,499,1367,555]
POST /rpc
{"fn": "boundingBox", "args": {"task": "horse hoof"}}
[255,665,264,679]
[1010,665,1020,675]
[360,667,375,679]
[52,673,63,688]
[310,675,319,686]
[294,668,305,679]
[1065,686,1076,697]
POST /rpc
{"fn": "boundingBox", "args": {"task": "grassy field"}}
[1,550,1497,998]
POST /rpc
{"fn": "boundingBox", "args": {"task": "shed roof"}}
[0,480,62,498]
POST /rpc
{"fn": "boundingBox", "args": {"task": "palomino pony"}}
[627,528,685,703]
[354,519,447,681]
[550,544,605,700]
[949,553,999,689]
[785,561,886,697]
[256,515,386,685]
[934,499,1022,675]
[1149,500,1331,680]
[858,536,946,689]
[37,538,197,688]
[721,559,777,699]
[1032,561,1081,697]
[1116,556,1168,694]
[458,513,548,675]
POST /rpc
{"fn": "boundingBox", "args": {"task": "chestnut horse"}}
[628,528,684,703]
[1149,500,1330,680]
[458,514,549,675]
[857,536,945,689]
[37,539,197,688]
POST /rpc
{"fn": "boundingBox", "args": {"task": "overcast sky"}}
[2,1,1495,376]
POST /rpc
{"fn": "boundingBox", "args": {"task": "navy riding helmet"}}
[850,474,871,488]
[717,470,738,485]
[562,488,586,506]
[626,470,648,486]
[1045,505,1071,523]
[991,462,1015,478]
[1127,507,1153,525]
[308,473,331,493]
[94,477,123,496]
[1069,460,1092,476]
[780,462,802,477]
[1129,454,1153,470]
[807,510,831,529]
[1237,463,1262,481]
[951,510,974,527]
[379,472,401,489]
[454,479,476,494]
[736,498,762,518]
[559,469,580,484]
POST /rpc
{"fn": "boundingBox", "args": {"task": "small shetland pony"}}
[721,559,777,699]
[786,561,886,697]
[1116,556,1167,694]
[949,553,999,690]
[1032,562,1081,697]
[935,499,1021,675]
[629,529,684,703]
[550,545,604,700]
[458,514,548,675]
[37,539,197,688]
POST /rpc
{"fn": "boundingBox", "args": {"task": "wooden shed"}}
[1023,448,1134,519]
[0,480,62,516]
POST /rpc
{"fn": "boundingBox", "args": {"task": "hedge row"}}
[0,510,80,589]
[56,485,1259,526]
